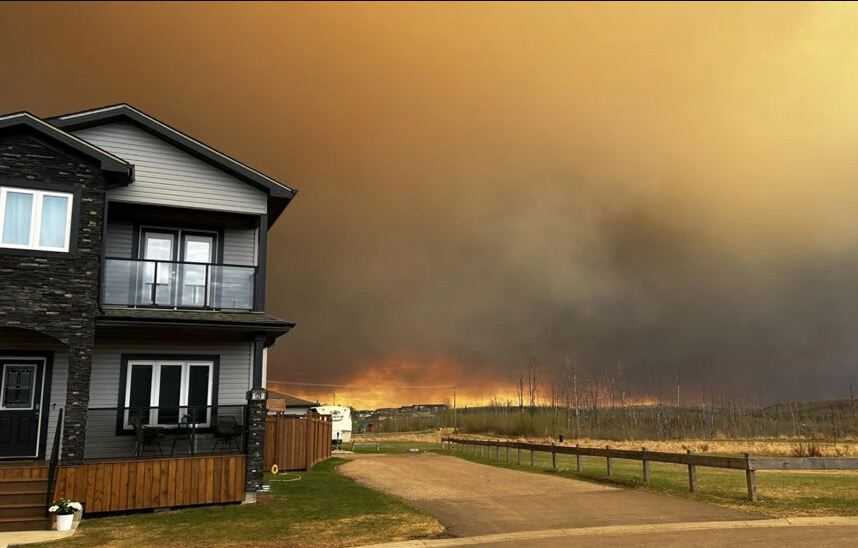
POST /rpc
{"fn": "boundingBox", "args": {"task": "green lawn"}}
[449,445,858,517]
[348,441,441,454]
[26,458,442,548]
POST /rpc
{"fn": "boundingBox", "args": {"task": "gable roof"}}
[48,104,297,223]
[0,111,134,184]
[267,391,319,407]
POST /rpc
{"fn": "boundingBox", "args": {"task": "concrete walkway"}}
[339,453,759,537]
[0,530,72,548]
[355,517,858,547]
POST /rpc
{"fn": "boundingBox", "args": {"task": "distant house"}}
[267,390,319,415]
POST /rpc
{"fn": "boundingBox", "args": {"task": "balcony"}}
[102,257,256,310]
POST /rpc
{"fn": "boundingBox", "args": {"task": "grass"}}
[26,458,443,548]
[348,441,441,454]
[450,444,858,517]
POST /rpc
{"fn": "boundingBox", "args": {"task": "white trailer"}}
[312,405,352,445]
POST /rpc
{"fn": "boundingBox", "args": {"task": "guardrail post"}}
[576,444,582,472]
[517,445,521,465]
[530,448,534,467]
[641,447,649,483]
[552,443,557,469]
[687,449,696,492]
[495,442,499,461]
[606,445,612,476]
[506,444,510,463]
[745,453,757,502]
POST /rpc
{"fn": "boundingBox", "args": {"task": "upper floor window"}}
[0,186,73,252]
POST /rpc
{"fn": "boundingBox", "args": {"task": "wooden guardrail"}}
[442,437,858,502]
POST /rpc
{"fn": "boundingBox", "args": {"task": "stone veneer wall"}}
[244,396,267,492]
[0,128,106,463]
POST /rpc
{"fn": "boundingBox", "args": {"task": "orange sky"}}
[4,3,858,408]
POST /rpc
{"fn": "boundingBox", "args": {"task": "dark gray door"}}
[0,359,44,458]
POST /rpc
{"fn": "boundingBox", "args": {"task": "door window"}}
[140,231,176,306]
[1,365,35,409]
[180,234,214,307]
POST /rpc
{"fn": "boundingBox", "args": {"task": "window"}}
[0,186,73,252]
[1,364,36,409]
[123,359,214,429]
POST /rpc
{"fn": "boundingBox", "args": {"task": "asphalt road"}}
[340,453,858,547]
[467,525,858,547]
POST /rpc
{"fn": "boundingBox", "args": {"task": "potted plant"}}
[49,498,83,532]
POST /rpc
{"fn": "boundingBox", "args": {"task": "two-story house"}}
[0,104,295,529]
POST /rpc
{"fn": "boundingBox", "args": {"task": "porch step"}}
[0,478,48,494]
[0,491,46,505]
[0,516,52,532]
[0,503,48,519]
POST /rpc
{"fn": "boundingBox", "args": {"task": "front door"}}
[0,358,45,458]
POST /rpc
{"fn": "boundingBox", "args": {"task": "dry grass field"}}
[355,431,858,457]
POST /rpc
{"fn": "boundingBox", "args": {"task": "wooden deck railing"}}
[443,437,858,502]
[53,454,246,513]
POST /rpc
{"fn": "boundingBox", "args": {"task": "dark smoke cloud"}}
[2,3,858,405]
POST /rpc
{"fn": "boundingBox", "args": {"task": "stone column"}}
[62,343,93,464]
[244,391,267,492]
[245,334,268,492]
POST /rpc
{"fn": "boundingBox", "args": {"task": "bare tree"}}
[527,360,538,414]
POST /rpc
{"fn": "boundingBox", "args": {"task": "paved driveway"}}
[339,453,758,537]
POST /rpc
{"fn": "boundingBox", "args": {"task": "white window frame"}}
[123,359,214,430]
[0,186,74,252]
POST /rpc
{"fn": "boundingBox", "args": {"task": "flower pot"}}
[56,513,74,532]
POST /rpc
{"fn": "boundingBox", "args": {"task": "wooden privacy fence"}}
[264,414,332,472]
[53,454,246,513]
[443,437,858,502]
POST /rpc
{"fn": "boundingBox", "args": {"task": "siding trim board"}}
[254,215,267,311]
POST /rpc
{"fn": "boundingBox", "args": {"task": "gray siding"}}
[219,227,258,309]
[74,122,267,215]
[105,220,134,258]
[86,334,252,459]
[105,223,257,264]
[45,352,67,460]
[102,220,135,305]
[223,227,257,266]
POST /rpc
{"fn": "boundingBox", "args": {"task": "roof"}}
[0,111,134,184]
[97,307,295,336]
[48,104,297,223]
[267,391,319,407]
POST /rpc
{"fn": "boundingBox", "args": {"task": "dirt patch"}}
[340,454,760,537]
[353,431,444,444]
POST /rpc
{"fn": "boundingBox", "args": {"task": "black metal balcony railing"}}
[85,405,248,460]
[102,257,256,310]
